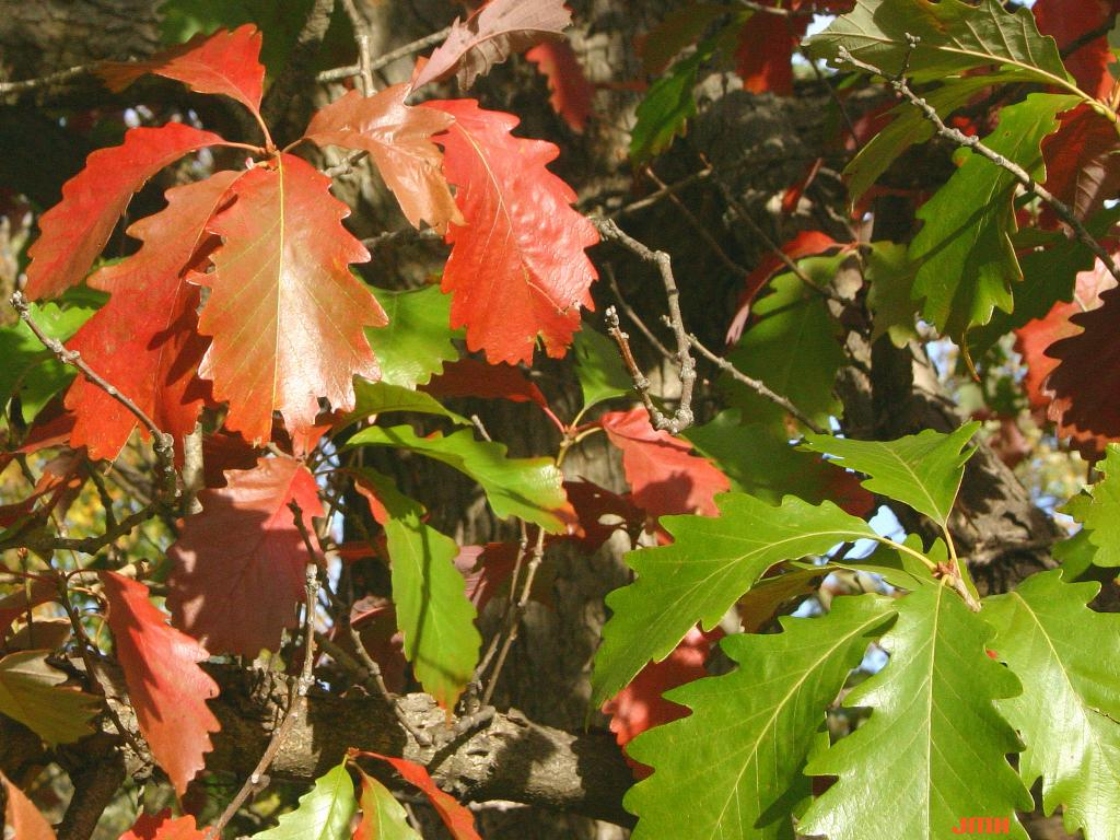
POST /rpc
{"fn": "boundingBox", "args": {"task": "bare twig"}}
[594,218,697,434]
[0,63,103,97]
[10,291,176,497]
[317,27,452,83]
[605,264,674,361]
[835,42,1120,287]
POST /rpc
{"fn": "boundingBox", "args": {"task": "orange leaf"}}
[101,572,220,798]
[196,153,386,445]
[24,124,225,300]
[304,85,461,233]
[352,751,482,840]
[167,456,323,656]
[98,25,265,118]
[64,172,238,462]
[423,98,598,364]
[525,40,595,133]
[734,9,807,96]
[119,810,206,840]
[412,0,571,90]
[600,408,730,521]
[1,771,57,840]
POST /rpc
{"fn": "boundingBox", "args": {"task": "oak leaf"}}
[167,456,323,656]
[525,40,595,132]
[98,24,265,118]
[423,98,598,364]
[412,0,571,90]
[304,85,461,233]
[196,153,386,445]
[24,124,225,300]
[101,572,220,798]
[63,173,237,462]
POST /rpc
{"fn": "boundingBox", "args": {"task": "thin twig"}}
[594,218,697,434]
[481,530,546,707]
[605,264,674,361]
[10,291,176,496]
[836,42,1120,287]
[0,63,103,97]
[317,27,452,83]
[688,334,828,434]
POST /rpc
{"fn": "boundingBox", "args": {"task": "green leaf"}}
[347,380,468,425]
[909,94,1081,337]
[0,650,102,745]
[865,241,919,348]
[591,493,879,706]
[806,0,1076,91]
[630,44,712,163]
[828,534,938,592]
[625,595,896,840]
[800,587,1032,839]
[984,570,1120,839]
[256,760,356,840]
[1069,444,1120,567]
[355,767,421,840]
[367,285,460,388]
[573,326,631,412]
[723,269,845,427]
[348,426,572,533]
[800,423,979,527]
[356,469,480,709]
[0,294,102,424]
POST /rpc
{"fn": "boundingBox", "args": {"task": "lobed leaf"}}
[984,570,1120,839]
[1068,445,1120,566]
[255,760,356,840]
[423,98,598,365]
[525,40,595,133]
[348,424,574,533]
[591,492,879,706]
[24,123,225,300]
[625,595,895,839]
[412,0,571,90]
[367,285,459,389]
[800,422,979,527]
[101,572,220,798]
[304,85,461,233]
[0,650,101,745]
[196,153,386,445]
[800,586,1032,839]
[167,456,323,656]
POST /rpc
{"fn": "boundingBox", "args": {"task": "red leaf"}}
[1016,258,1115,410]
[734,9,808,96]
[600,408,731,521]
[602,626,721,779]
[423,98,599,364]
[1041,103,1120,223]
[24,124,226,300]
[525,40,595,133]
[352,751,482,840]
[725,231,847,344]
[1,771,57,840]
[119,810,206,840]
[304,85,462,233]
[98,25,265,118]
[101,572,220,798]
[195,153,386,445]
[412,0,572,90]
[1034,0,1116,99]
[63,173,236,462]
[1042,280,1120,457]
[423,358,549,408]
[167,456,323,655]
[455,542,519,610]
[562,478,645,550]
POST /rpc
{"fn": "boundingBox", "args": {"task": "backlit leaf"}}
[525,40,595,133]
[349,425,574,533]
[625,595,895,839]
[354,768,420,840]
[800,587,1031,839]
[355,752,482,840]
[367,285,459,389]
[196,153,386,444]
[1067,445,1120,566]
[412,0,571,90]
[0,650,100,745]
[24,123,225,300]
[800,423,979,527]
[629,47,709,163]
[167,456,323,655]
[985,570,1120,839]
[591,492,879,706]
[255,760,356,840]
[423,98,598,365]
[1034,0,1117,99]
[573,326,631,412]
[102,572,220,798]
[304,85,461,233]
